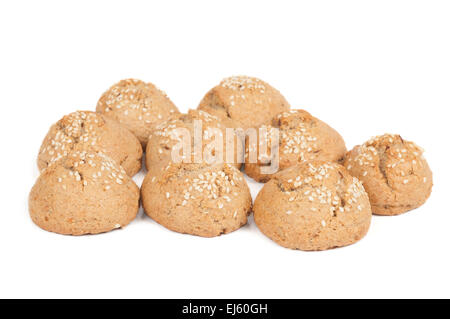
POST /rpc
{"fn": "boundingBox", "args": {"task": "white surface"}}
[1,0,449,298]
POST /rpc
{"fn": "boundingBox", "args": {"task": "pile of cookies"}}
[29,76,433,251]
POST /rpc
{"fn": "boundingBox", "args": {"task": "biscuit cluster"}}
[29,76,433,251]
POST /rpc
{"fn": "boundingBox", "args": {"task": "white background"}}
[1,0,449,298]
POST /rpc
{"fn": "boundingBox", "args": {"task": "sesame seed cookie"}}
[245,109,347,183]
[141,162,252,237]
[343,134,433,216]
[96,78,180,147]
[197,75,290,130]
[29,151,140,235]
[38,111,142,177]
[253,161,372,251]
[146,109,243,176]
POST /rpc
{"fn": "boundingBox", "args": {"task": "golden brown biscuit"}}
[96,78,180,147]
[145,109,243,176]
[343,134,433,215]
[254,161,372,251]
[141,162,252,238]
[245,109,346,182]
[29,151,140,235]
[197,75,290,130]
[38,111,142,177]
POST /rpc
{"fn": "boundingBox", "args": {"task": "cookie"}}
[141,162,252,237]
[145,109,243,176]
[197,75,290,130]
[38,111,142,177]
[245,109,346,182]
[96,78,180,147]
[29,151,140,235]
[343,134,433,216]
[253,161,372,251]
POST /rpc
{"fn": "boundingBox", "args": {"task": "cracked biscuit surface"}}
[343,134,433,215]
[253,161,371,251]
[29,151,140,235]
[197,75,290,130]
[146,109,243,176]
[38,110,142,177]
[141,162,252,237]
[96,78,180,148]
[245,109,346,182]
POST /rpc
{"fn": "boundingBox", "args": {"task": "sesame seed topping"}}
[98,79,176,125]
[220,76,266,93]
[39,111,107,167]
